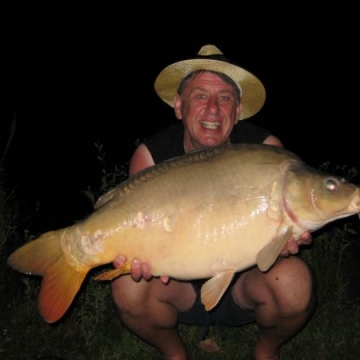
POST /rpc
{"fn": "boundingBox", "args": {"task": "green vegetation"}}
[1,144,360,360]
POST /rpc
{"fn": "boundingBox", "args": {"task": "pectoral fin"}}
[200,271,235,311]
[256,226,293,272]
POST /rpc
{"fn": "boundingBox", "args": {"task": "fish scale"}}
[7,143,360,323]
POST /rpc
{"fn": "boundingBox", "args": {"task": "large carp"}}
[7,143,360,323]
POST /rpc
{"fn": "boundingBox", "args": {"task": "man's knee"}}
[111,276,147,317]
[234,256,315,317]
[268,256,315,315]
[111,276,196,322]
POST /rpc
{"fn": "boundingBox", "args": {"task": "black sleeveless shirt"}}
[143,121,272,164]
[142,121,272,331]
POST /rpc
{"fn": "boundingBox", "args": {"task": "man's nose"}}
[207,97,219,114]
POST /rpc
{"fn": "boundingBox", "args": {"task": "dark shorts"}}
[178,275,255,338]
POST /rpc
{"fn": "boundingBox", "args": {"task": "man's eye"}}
[220,96,230,101]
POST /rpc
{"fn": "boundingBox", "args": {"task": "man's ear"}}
[174,94,183,120]
[235,103,243,124]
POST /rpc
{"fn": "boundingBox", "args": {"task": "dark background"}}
[2,3,359,234]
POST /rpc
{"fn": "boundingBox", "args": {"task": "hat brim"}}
[154,59,266,120]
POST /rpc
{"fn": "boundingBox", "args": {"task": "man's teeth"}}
[201,121,220,129]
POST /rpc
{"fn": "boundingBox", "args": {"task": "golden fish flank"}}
[7,143,360,323]
[164,216,175,232]
[132,211,148,229]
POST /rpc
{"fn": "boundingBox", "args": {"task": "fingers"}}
[280,238,299,257]
[139,261,153,281]
[113,255,126,268]
[280,232,313,257]
[160,276,170,284]
[299,232,313,246]
[113,255,153,282]
[286,238,300,255]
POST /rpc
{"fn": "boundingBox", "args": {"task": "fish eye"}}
[326,178,338,191]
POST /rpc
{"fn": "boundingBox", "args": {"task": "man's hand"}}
[113,255,169,284]
[280,232,313,256]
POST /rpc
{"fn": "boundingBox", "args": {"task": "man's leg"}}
[111,276,196,360]
[232,256,315,360]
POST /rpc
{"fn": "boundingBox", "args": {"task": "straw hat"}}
[154,44,266,120]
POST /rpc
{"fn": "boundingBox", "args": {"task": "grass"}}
[1,145,360,359]
[2,222,360,360]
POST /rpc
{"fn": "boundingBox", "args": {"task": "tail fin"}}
[7,230,89,323]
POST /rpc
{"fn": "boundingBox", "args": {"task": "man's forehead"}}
[188,70,225,81]
[187,72,237,90]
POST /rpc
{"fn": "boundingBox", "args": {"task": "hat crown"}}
[197,45,223,57]
[154,44,266,121]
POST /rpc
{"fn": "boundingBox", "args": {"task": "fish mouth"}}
[201,121,221,129]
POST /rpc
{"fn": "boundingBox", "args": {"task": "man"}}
[112,45,314,360]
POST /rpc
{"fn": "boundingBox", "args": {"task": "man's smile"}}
[200,120,221,129]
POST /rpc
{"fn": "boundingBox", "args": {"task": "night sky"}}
[2,3,359,234]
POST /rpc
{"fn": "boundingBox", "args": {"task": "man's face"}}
[174,72,242,150]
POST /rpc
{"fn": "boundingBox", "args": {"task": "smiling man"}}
[111,44,314,360]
